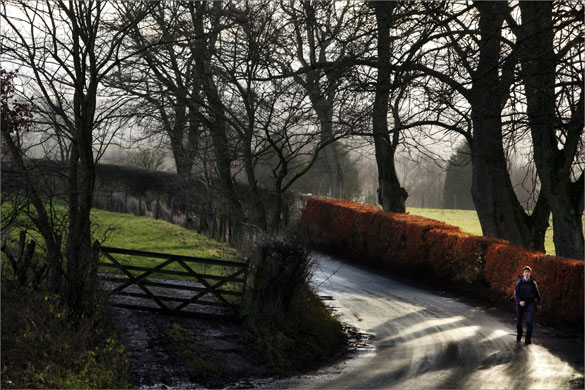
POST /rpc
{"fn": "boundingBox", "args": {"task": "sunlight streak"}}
[479,329,509,343]
[381,316,467,343]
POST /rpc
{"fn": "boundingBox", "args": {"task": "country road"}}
[270,251,584,389]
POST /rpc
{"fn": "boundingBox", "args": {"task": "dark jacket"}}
[514,275,541,306]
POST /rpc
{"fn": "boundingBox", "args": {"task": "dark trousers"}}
[516,302,535,341]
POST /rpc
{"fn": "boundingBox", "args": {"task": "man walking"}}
[514,266,542,345]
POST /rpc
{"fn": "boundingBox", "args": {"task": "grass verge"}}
[253,285,346,374]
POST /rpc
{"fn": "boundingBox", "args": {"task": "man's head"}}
[523,266,532,280]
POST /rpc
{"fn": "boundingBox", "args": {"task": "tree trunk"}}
[303,78,345,199]
[192,2,245,243]
[312,99,344,199]
[517,2,584,259]
[319,116,344,199]
[372,2,407,213]
[65,124,97,314]
[169,100,201,177]
[243,148,268,230]
[168,102,190,177]
[2,131,64,293]
[470,1,550,251]
[296,0,345,200]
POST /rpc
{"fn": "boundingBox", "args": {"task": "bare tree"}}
[370,2,408,212]
[279,0,372,199]
[511,1,584,259]
[1,0,153,312]
[404,1,551,251]
[112,1,202,177]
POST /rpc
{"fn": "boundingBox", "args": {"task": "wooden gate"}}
[98,246,249,317]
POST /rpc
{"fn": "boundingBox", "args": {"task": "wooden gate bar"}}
[98,245,249,316]
[99,262,245,283]
[171,267,246,313]
[100,276,243,297]
[175,258,239,314]
[102,253,178,293]
[100,246,246,268]
[99,277,243,297]
[102,252,169,311]
[112,291,236,308]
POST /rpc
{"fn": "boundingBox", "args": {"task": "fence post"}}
[198,205,206,232]
[240,256,250,316]
[154,196,160,219]
[170,197,175,223]
[210,209,217,239]
[88,240,101,305]
[94,181,100,205]
[218,214,226,242]
[184,197,190,227]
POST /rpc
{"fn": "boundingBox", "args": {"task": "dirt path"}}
[269,251,584,389]
[109,307,270,389]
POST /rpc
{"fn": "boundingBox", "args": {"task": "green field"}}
[92,209,240,260]
[407,207,565,256]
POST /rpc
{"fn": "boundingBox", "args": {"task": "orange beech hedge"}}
[302,197,584,326]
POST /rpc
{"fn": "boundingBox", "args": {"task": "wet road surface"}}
[270,251,584,389]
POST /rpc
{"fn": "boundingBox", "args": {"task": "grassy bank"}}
[244,239,347,374]
[92,209,243,280]
[1,282,130,389]
[92,209,241,261]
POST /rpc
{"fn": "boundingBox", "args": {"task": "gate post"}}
[242,245,267,326]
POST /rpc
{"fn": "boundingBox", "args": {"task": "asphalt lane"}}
[273,251,584,389]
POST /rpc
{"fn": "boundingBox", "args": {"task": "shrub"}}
[244,237,346,373]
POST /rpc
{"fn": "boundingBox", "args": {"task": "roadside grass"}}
[406,207,585,257]
[255,285,346,374]
[1,282,131,389]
